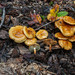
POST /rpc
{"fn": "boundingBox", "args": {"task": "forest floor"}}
[0,0,75,75]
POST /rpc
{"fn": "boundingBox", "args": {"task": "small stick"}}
[0,7,5,28]
[35,19,59,31]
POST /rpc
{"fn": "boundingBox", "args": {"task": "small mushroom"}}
[43,38,57,51]
[58,40,72,50]
[23,26,36,38]
[44,39,57,45]
[55,32,75,42]
[36,29,48,40]
[25,38,37,46]
[69,35,75,42]
[55,19,65,28]
[60,25,75,36]
[9,25,26,43]
[55,19,75,36]
[55,32,68,40]
[63,16,75,25]
[29,43,40,54]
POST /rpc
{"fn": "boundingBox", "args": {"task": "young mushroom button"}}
[29,43,40,54]
[43,39,57,51]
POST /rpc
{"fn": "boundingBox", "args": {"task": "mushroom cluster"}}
[9,25,48,53]
[9,26,37,46]
[55,16,75,50]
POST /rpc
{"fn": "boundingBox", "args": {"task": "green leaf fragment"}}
[57,11,68,17]
[49,1,54,6]
[40,15,47,21]
[0,9,2,13]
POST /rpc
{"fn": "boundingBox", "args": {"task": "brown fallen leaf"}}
[28,12,42,25]
[43,38,57,51]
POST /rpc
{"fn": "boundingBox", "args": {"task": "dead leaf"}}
[47,4,59,21]
[28,12,42,25]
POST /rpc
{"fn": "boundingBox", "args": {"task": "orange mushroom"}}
[59,25,75,37]
[43,38,57,51]
[25,38,37,46]
[44,39,57,46]
[55,32,75,42]
[23,26,36,38]
[55,19,75,36]
[55,32,68,40]
[55,19,65,28]
[36,29,48,39]
[9,25,26,43]
[63,16,75,25]
[58,40,72,50]
[68,35,75,42]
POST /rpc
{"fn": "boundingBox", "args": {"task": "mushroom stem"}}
[49,44,52,52]
[34,48,36,55]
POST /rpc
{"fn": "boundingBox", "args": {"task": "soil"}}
[0,0,75,75]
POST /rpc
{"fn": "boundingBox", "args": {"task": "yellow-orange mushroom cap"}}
[55,32,75,42]
[58,40,72,50]
[59,25,75,37]
[63,16,75,25]
[9,25,26,43]
[69,35,75,42]
[23,26,36,38]
[55,32,68,40]
[55,19,65,28]
[25,38,37,46]
[55,19,75,37]
[36,29,48,40]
